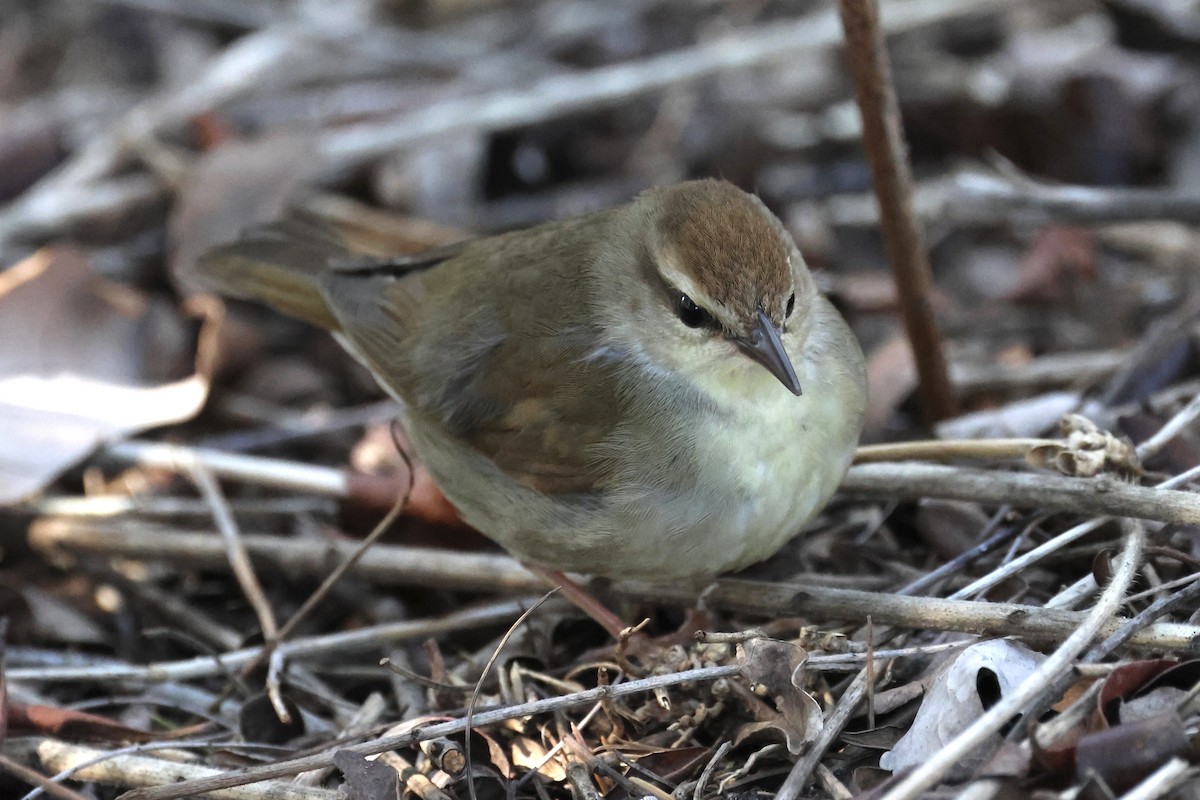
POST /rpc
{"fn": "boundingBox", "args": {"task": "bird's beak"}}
[735,309,802,396]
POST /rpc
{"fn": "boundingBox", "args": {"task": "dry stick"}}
[879,520,1146,800]
[112,639,982,800]
[842,462,1200,526]
[29,519,544,593]
[895,508,1020,596]
[854,439,1053,464]
[952,172,1200,226]
[692,741,732,800]
[837,0,957,423]
[0,0,1012,249]
[1007,567,1200,747]
[464,591,557,800]
[8,599,531,684]
[938,398,1200,601]
[121,441,412,718]
[1135,391,1200,460]
[1090,574,1200,660]
[180,459,279,648]
[107,441,350,497]
[23,532,1200,657]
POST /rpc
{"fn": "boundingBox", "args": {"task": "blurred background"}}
[3,0,1198,448]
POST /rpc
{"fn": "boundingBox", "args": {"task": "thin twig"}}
[8,600,533,684]
[837,0,957,422]
[322,0,1013,168]
[465,591,557,800]
[181,459,278,643]
[1118,758,1193,800]
[854,439,1054,463]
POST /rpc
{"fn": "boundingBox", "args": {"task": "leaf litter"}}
[2,1,1200,799]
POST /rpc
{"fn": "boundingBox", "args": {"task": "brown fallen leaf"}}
[735,638,820,754]
[9,703,156,743]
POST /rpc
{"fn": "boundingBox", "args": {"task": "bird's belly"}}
[684,388,853,571]
[403,367,859,583]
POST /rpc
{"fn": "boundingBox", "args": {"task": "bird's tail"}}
[196,212,349,331]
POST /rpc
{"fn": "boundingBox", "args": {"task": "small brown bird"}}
[199,180,866,583]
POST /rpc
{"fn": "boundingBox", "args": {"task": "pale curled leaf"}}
[880,640,1046,777]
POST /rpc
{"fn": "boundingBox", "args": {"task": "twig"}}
[1135,391,1200,461]
[879,520,1146,800]
[181,459,278,643]
[465,591,557,800]
[1088,561,1200,662]
[692,741,732,800]
[895,508,1020,596]
[7,599,532,684]
[241,484,411,682]
[841,462,1200,526]
[952,171,1200,226]
[854,439,1053,463]
[294,693,388,787]
[26,518,880,594]
[29,518,546,592]
[837,0,956,422]
[106,441,349,497]
[24,520,1200,655]
[566,762,602,800]
[951,350,1126,394]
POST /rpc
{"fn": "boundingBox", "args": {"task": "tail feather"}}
[196,212,349,331]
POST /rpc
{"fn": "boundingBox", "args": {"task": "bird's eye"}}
[676,293,712,329]
[785,292,796,318]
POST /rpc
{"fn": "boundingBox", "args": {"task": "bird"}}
[198,179,867,588]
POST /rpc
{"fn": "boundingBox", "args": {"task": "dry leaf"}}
[1074,713,1188,794]
[735,638,820,754]
[881,641,1045,778]
[0,249,211,504]
[334,750,400,800]
[10,703,157,743]
[1027,414,1142,479]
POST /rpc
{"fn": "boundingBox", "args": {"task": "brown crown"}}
[654,180,792,330]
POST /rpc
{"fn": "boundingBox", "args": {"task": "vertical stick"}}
[837,0,958,423]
